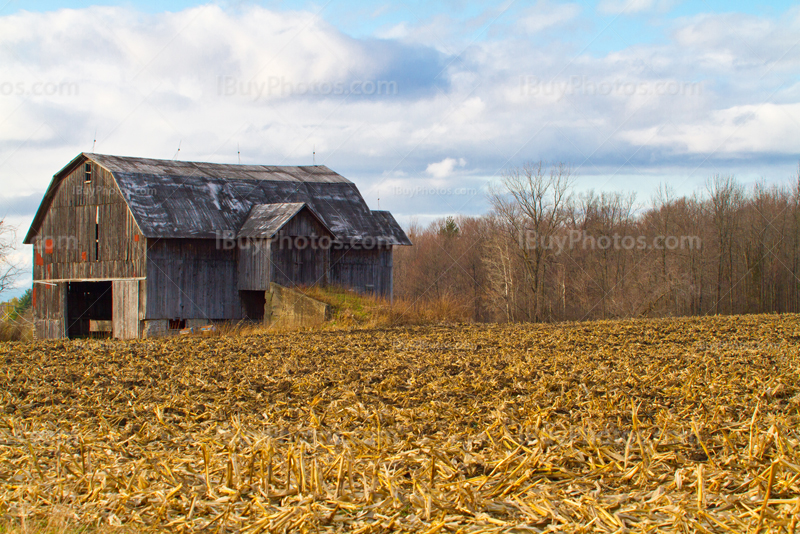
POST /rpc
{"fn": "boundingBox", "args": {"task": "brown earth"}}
[1,315,799,532]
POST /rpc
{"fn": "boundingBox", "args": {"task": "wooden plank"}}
[33,282,67,339]
[145,239,238,320]
[32,163,146,284]
[112,280,139,339]
[90,320,113,332]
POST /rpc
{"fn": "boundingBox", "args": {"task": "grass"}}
[0,312,32,342]
[0,516,128,534]
[298,285,471,327]
[187,285,471,337]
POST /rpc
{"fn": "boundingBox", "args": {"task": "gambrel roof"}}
[24,153,411,246]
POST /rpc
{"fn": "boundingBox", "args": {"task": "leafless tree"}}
[481,215,521,321]
[394,164,800,324]
[578,191,636,319]
[706,174,743,314]
[0,219,21,298]
[489,161,574,321]
[791,165,800,311]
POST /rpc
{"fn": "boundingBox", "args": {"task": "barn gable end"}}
[26,156,146,339]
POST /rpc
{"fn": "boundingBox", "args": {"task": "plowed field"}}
[1,315,799,532]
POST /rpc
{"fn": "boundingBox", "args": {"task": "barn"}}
[24,153,411,339]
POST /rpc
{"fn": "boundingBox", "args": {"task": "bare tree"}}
[652,184,675,280]
[578,190,636,319]
[489,161,574,321]
[392,166,800,323]
[706,175,743,314]
[482,215,520,321]
[789,164,800,312]
[0,219,21,299]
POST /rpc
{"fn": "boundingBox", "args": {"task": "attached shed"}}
[24,153,411,339]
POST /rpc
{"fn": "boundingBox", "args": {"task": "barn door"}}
[112,280,140,339]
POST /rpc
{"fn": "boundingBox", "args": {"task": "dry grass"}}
[0,514,120,534]
[178,287,471,338]
[1,314,799,532]
[0,312,33,342]
[299,285,472,327]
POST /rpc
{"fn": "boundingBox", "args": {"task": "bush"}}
[0,309,33,342]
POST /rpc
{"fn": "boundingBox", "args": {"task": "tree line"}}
[394,162,800,323]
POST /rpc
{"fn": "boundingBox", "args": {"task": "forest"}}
[394,162,800,323]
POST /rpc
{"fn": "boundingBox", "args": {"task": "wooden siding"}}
[31,162,146,282]
[33,282,67,339]
[330,246,393,297]
[269,209,332,287]
[112,280,139,339]
[380,247,393,299]
[139,280,147,321]
[145,239,241,320]
[238,240,270,290]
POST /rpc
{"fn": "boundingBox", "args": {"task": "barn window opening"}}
[94,206,100,261]
[84,163,92,184]
[240,290,266,322]
[169,318,186,330]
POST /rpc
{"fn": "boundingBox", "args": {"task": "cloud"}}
[426,157,467,178]
[517,2,581,32]
[671,13,800,74]
[619,103,800,155]
[597,0,676,15]
[0,3,798,232]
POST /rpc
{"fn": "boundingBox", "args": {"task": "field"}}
[1,315,799,533]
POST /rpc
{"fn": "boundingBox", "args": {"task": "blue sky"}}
[6,0,799,56]
[1,0,799,298]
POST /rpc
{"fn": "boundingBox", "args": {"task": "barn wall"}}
[380,247,393,299]
[31,162,146,281]
[112,280,139,340]
[145,239,241,320]
[270,209,331,287]
[330,245,393,297]
[238,240,270,290]
[32,282,67,339]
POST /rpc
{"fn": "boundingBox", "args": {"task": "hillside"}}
[297,285,471,328]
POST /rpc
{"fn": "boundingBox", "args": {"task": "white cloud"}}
[0,3,798,236]
[517,1,581,32]
[426,157,467,178]
[598,0,675,15]
[619,103,800,155]
[375,22,409,40]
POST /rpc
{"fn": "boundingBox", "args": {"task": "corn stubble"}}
[1,315,799,532]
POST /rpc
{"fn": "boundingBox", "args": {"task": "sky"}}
[1,0,799,298]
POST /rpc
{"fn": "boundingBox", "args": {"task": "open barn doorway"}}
[240,290,266,322]
[66,281,113,338]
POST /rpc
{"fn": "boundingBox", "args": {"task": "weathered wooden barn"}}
[24,153,411,339]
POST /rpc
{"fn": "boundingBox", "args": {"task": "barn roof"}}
[237,203,333,239]
[24,153,411,246]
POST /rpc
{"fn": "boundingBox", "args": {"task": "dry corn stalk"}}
[0,314,799,532]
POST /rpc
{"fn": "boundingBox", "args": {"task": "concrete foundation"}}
[266,283,330,328]
[142,319,168,338]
